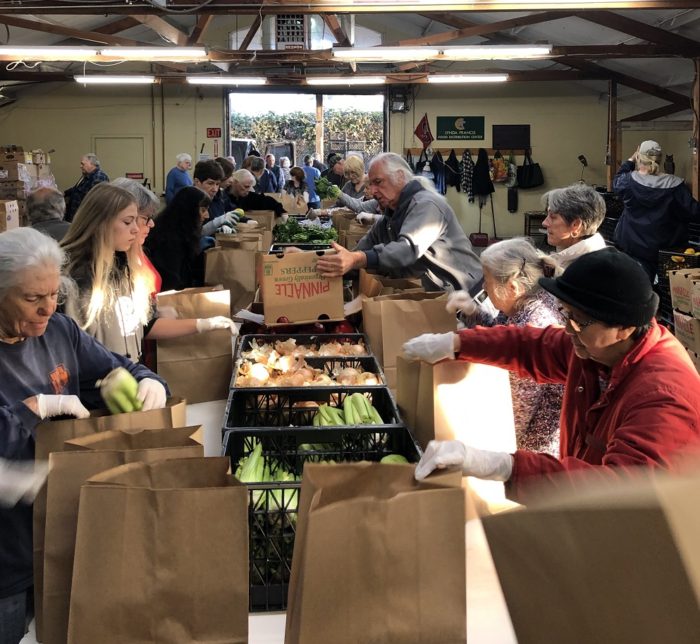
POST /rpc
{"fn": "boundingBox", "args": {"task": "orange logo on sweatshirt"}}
[49,364,69,394]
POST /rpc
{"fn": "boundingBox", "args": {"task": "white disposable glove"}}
[136,378,167,411]
[307,209,320,220]
[156,305,179,320]
[196,316,239,335]
[36,394,90,420]
[402,332,457,364]
[202,211,240,237]
[219,224,236,235]
[415,440,513,482]
[446,290,479,316]
[356,213,381,225]
[0,459,50,507]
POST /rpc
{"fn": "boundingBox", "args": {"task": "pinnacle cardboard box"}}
[669,268,700,314]
[0,180,30,200]
[260,249,344,326]
[692,278,700,319]
[0,199,19,232]
[673,309,700,354]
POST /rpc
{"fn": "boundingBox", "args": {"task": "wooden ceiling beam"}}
[563,58,689,104]
[0,15,148,46]
[396,11,573,47]
[551,44,700,57]
[132,15,189,46]
[188,13,214,46]
[621,102,690,121]
[238,15,262,51]
[91,17,142,36]
[322,14,351,47]
[577,10,700,52]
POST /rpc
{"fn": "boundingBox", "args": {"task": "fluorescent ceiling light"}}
[306,76,386,86]
[332,45,551,63]
[75,75,156,85]
[439,45,552,60]
[0,46,98,61]
[428,74,508,84]
[186,76,267,85]
[333,47,439,61]
[100,47,208,61]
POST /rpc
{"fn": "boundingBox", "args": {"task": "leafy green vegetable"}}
[314,176,337,199]
[273,217,338,244]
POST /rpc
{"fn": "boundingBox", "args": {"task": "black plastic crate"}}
[658,249,700,282]
[233,355,385,389]
[224,386,402,432]
[269,242,333,252]
[222,424,421,612]
[236,333,372,360]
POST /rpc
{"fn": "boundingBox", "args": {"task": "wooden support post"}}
[693,59,699,199]
[606,80,618,191]
[315,95,324,161]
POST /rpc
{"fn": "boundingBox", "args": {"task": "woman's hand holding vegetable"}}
[402,332,459,364]
[316,242,367,278]
[415,440,513,482]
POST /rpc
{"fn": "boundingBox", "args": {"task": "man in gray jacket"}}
[317,152,481,293]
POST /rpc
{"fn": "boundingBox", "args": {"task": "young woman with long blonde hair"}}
[62,183,236,362]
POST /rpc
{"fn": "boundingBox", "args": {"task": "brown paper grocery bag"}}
[43,427,203,644]
[344,220,372,249]
[68,457,248,644]
[396,356,517,512]
[362,292,456,387]
[244,209,276,231]
[285,463,466,644]
[156,286,233,403]
[33,398,187,640]
[280,193,308,214]
[204,246,258,312]
[483,471,700,644]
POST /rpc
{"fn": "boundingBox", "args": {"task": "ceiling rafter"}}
[322,14,351,47]
[577,10,700,53]
[395,11,574,47]
[188,13,214,46]
[132,15,189,46]
[551,44,699,56]
[0,14,148,46]
[621,102,690,121]
[238,14,263,51]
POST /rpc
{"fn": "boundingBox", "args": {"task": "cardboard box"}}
[260,249,344,325]
[25,163,53,180]
[686,348,700,373]
[483,471,700,644]
[0,162,32,182]
[0,146,32,164]
[0,200,19,232]
[692,279,700,319]
[32,150,51,165]
[0,180,30,199]
[669,268,700,314]
[673,309,700,354]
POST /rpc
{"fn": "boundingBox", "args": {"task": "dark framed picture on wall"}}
[492,125,531,150]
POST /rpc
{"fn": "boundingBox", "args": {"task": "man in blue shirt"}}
[302,155,321,209]
[165,153,193,203]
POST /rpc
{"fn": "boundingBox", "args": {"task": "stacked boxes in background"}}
[0,199,19,232]
[0,145,56,225]
[669,267,700,372]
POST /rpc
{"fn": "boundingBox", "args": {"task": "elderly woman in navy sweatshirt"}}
[0,227,167,641]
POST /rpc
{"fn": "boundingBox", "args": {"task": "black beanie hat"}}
[539,248,659,327]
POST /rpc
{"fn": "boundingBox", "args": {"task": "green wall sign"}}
[436,116,485,140]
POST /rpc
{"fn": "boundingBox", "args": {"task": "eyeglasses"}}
[137,213,155,225]
[558,307,596,333]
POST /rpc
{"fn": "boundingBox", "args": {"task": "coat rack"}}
[405,147,529,156]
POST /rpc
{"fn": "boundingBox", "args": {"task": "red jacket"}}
[456,320,700,504]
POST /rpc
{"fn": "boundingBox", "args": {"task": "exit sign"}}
[206,127,222,138]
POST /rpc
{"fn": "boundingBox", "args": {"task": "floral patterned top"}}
[479,289,566,457]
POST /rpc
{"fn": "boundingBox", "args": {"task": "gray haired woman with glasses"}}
[452,238,566,456]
